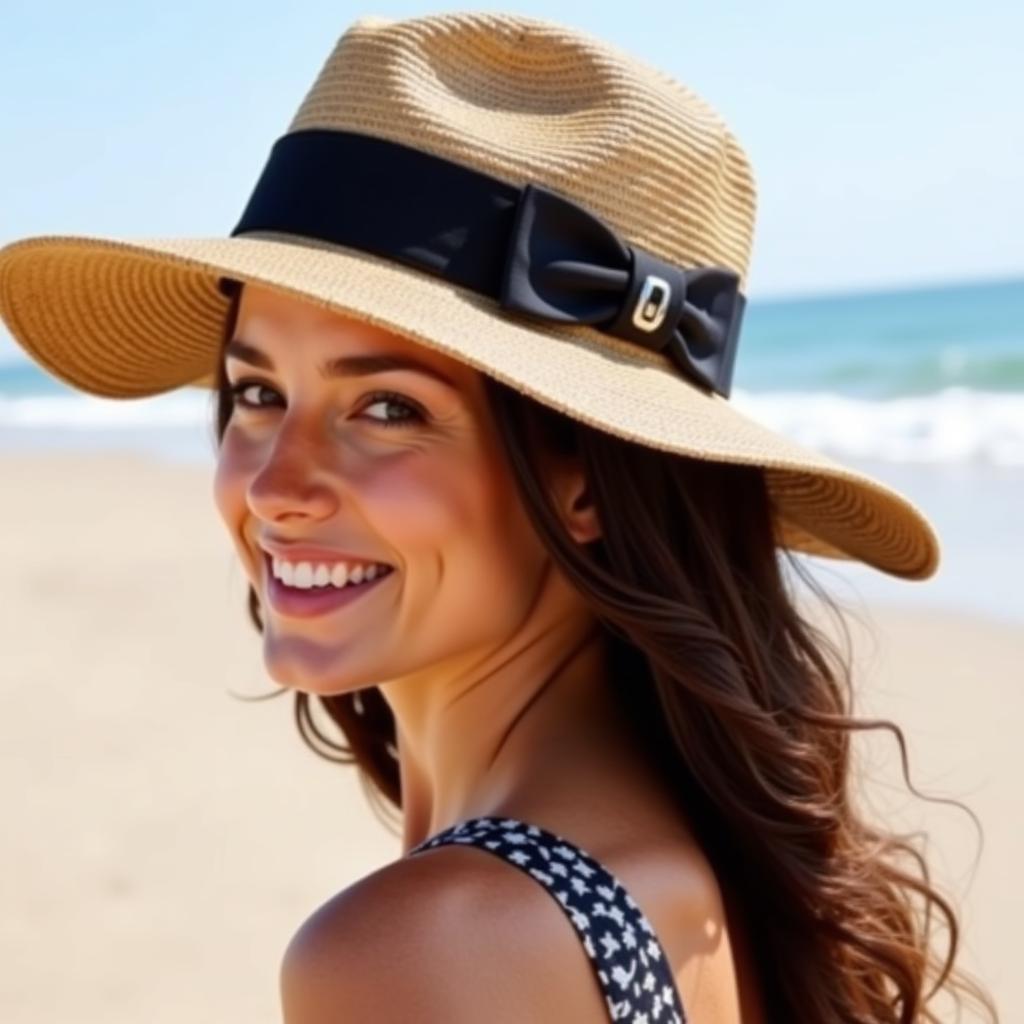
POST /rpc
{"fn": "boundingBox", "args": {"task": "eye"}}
[359,390,427,429]
[226,380,425,430]
[228,380,281,410]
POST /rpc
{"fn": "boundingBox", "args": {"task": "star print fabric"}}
[408,815,687,1023]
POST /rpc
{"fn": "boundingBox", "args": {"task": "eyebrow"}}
[224,337,459,390]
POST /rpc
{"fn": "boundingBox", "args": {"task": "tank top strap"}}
[408,815,688,1023]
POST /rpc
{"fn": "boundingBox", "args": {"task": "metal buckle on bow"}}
[498,183,745,398]
[632,275,672,333]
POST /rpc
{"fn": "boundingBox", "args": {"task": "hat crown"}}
[286,12,757,290]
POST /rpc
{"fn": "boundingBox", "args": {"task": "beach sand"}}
[1,451,1017,1022]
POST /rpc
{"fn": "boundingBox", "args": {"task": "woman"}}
[0,11,997,1023]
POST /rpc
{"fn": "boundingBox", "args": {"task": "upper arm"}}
[279,848,595,1024]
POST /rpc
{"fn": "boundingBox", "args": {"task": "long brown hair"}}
[213,280,996,1023]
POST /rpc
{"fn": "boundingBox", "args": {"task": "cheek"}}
[358,454,476,551]
[212,430,262,565]
[360,443,540,569]
[383,443,544,593]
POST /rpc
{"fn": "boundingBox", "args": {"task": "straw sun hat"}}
[0,10,938,580]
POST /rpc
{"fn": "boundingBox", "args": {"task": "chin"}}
[261,656,372,699]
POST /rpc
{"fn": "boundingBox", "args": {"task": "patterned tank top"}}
[407,815,688,1023]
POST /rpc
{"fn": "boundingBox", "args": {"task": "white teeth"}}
[271,557,391,590]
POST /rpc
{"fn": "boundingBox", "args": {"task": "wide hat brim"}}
[0,229,940,580]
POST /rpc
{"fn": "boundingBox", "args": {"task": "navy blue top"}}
[408,815,687,1023]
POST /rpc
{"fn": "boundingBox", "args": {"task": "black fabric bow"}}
[499,184,745,398]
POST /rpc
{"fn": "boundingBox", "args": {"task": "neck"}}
[378,590,625,851]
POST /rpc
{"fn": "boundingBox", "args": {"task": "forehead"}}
[236,283,418,352]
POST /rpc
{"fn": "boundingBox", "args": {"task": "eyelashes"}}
[226,380,427,430]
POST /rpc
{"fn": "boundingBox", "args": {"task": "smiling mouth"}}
[261,552,397,619]
[261,551,395,589]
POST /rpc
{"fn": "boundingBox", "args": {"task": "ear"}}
[545,455,602,545]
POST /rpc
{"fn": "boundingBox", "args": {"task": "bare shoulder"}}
[279,842,612,1023]
[280,830,755,1023]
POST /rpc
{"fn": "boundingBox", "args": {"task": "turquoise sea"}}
[733,277,1024,466]
[1,275,1022,620]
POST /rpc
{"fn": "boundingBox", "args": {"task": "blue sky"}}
[1,0,1021,302]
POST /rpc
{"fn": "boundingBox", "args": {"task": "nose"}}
[246,409,342,523]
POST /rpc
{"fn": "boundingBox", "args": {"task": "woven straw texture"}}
[0,11,939,580]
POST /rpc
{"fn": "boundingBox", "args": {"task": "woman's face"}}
[213,283,559,696]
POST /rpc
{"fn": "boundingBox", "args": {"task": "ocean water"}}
[1,275,1021,621]
[732,277,1024,467]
